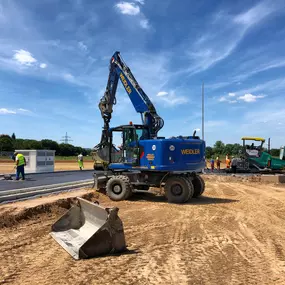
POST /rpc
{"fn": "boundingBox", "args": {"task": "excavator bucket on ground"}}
[50,197,126,260]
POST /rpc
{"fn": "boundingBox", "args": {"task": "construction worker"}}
[226,154,231,168]
[14,151,26,180]
[77,153,84,170]
[216,156,221,171]
[210,157,215,172]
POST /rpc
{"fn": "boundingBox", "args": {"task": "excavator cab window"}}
[136,127,150,140]
[122,127,139,165]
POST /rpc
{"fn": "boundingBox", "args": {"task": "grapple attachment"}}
[50,197,126,259]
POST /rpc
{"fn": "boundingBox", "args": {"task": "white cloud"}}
[157,91,168,97]
[238,93,265,102]
[134,0,145,4]
[218,93,238,103]
[63,73,75,81]
[115,2,140,15]
[0,108,16,114]
[140,19,149,29]
[178,1,281,76]
[78,41,87,51]
[13,49,37,66]
[233,1,277,27]
[156,90,188,106]
[40,63,47,69]
[18,108,30,112]
[218,96,227,102]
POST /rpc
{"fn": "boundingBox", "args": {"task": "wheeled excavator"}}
[50,51,206,260]
[92,51,206,203]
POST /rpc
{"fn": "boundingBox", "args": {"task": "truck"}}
[92,51,206,203]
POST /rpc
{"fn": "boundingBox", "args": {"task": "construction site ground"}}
[0,160,225,174]
[1,175,285,285]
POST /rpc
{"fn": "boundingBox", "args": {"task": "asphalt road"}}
[0,170,95,191]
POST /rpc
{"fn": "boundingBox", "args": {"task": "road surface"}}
[0,170,94,191]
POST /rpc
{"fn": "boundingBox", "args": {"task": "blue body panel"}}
[109,137,206,173]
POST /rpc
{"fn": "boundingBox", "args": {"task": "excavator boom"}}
[95,51,164,153]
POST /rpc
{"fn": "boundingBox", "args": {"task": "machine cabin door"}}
[122,127,139,165]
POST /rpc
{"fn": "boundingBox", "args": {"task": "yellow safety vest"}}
[16,154,25,166]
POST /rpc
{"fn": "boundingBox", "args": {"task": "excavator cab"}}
[109,124,148,166]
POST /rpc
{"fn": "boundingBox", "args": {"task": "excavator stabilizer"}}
[50,197,126,259]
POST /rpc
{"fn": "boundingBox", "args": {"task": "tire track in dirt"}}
[1,179,285,284]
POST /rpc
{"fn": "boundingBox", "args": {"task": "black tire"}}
[185,179,194,202]
[191,175,205,197]
[164,176,192,204]
[106,175,133,201]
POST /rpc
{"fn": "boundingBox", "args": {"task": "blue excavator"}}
[92,51,206,203]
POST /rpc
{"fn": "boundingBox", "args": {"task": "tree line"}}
[0,133,91,156]
[1,134,281,158]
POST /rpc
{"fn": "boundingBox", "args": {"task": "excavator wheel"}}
[185,178,194,202]
[164,176,193,203]
[191,175,205,197]
[106,175,133,201]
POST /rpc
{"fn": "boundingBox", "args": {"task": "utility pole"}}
[268,137,271,154]
[202,82,204,141]
[60,132,73,144]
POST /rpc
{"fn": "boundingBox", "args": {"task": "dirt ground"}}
[0,161,94,174]
[0,161,224,174]
[1,176,285,285]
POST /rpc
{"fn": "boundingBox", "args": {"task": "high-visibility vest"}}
[16,154,25,166]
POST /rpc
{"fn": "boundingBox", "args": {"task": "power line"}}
[60,132,73,144]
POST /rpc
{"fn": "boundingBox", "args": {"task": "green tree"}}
[205,146,213,159]
[0,135,14,151]
[223,144,234,155]
[270,148,280,157]
[11,133,16,140]
[41,139,60,154]
[232,143,243,155]
[13,139,25,150]
[22,140,42,149]
[213,140,225,155]
[59,143,75,156]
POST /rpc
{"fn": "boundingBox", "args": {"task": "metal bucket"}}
[50,197,126,259]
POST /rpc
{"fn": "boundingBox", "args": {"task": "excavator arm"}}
[97,51,164,150]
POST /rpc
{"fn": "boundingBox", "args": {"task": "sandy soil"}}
[0,161,94,174]
[1,177,285,285]
[0,160,225,174]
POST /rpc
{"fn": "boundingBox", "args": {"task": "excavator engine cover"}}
[50,197,126,259]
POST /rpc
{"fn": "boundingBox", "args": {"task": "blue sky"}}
[1,0,285,148]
